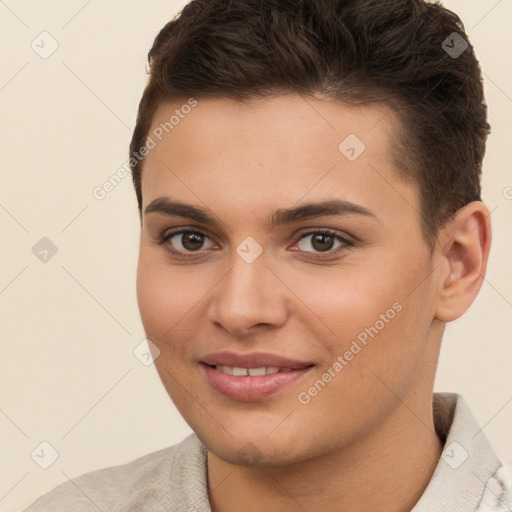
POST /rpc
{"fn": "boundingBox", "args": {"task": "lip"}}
[199,351,315,401]
[200,351,313,369]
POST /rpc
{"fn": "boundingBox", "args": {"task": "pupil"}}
[312,234,333,252]
[183,233,203,251]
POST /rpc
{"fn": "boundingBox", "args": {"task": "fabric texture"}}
[23,392,510,512]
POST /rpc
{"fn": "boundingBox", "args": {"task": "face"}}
[136,94,443,466]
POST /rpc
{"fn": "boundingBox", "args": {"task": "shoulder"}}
[23,433,207,512]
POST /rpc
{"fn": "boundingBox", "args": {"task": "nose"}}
[207,250,289,337]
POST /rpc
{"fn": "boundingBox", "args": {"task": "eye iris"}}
[312,233,334,252]
[182,232,204,251]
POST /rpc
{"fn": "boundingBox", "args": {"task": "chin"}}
[196,423,311,468]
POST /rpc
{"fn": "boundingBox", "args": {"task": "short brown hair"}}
[129,0,490,252]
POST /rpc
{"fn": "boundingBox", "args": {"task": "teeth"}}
[215,365,286,376]
[248,367,266,376]
[218,365,234,375]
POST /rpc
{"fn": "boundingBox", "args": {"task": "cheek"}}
[136,252,194,342]
[288,254,432,379]
[284,260,403,340]
[136,257,165,336]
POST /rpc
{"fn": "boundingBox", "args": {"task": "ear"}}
[434,201,492,323]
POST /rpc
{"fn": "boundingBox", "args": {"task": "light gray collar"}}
[412,392,502,511]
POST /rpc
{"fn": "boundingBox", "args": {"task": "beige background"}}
[0,1,511,510]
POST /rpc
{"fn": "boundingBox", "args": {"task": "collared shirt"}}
[23,392,511,512]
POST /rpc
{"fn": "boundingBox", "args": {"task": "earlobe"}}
[434,201,492,323]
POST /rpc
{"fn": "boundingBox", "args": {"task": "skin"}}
[136,94,491,512]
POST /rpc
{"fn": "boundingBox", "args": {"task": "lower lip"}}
[200,363,314,401]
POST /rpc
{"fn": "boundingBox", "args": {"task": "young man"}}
[25,0,511,511]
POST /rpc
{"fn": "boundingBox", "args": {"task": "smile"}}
[198,351,315,401]
[212,365,295,376]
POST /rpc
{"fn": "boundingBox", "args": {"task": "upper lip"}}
[200,351,314,369]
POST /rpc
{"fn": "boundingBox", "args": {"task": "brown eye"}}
[294,230,351,255]
[311,233,335,252]
[180,232,205,251]
[159,229,216,256]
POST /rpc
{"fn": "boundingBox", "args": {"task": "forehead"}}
[141,94,419,230]
[147,94,398,163]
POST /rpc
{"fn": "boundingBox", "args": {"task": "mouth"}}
[199,352,315,401]
[205,364,298,376]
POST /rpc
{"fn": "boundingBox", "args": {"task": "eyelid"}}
[158,227,218,257]
[157,226,353,257]
[288,228,353,257]
[293,227,353,246]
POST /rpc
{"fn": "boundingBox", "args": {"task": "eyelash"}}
[155,228,353,260]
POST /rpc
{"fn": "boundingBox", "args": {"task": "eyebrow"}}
[144,197,379,228]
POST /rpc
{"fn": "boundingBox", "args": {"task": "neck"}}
[207,395,443,512]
